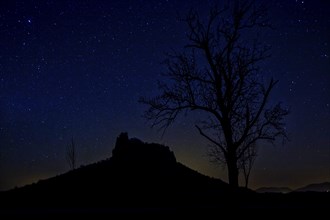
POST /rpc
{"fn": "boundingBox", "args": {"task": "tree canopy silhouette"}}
[140,0,288,188]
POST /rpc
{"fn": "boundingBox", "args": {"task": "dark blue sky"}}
[0,0,329,190]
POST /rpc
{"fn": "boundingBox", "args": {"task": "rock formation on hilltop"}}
[112,132,176,166]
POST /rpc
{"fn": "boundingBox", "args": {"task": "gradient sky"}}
[0,0,329,191]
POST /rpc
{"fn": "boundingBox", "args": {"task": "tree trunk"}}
[227,153,239,188]
[244,173,249,188]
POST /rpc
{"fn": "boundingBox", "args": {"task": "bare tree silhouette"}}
[66,137,76,170]
[140,0,288,187]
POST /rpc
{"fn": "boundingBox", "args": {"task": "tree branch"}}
[195,125,227,154]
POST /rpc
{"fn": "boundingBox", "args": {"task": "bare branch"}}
[195,125,226,154]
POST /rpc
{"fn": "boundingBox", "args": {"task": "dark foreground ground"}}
[1,166,329,216]
[1,184,329,216]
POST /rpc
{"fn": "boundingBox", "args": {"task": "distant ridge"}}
[256,182,330,193]
[256,187,292,194]
[295,182,330,192]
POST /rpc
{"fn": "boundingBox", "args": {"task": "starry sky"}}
[0,0,329,191]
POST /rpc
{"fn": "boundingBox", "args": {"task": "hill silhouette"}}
[0,133,329,214]
[0,133,240,212]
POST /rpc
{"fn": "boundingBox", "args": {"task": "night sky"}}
[0,0,329,191]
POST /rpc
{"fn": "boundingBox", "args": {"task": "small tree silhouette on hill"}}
[66,137,76,170]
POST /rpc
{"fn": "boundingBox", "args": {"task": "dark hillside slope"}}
[1,133,238,209]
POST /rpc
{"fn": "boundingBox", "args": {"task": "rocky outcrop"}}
[112,132,176,166]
